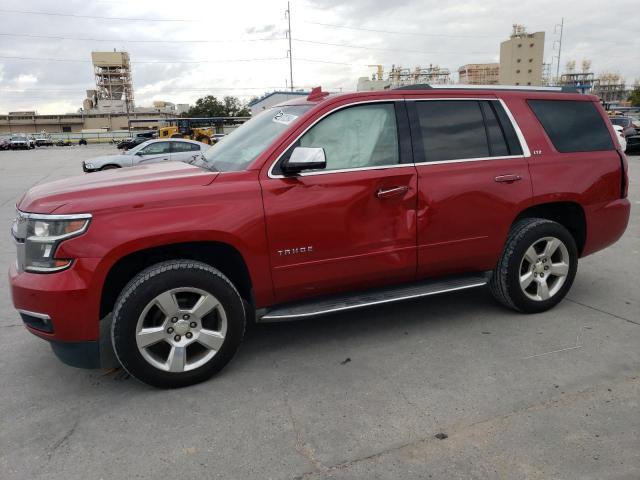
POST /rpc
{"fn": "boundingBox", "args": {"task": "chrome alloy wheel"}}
[135,287,227,372]
[518,236,570,302]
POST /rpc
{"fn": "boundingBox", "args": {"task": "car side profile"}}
[10,86,630,388]
[82,138,210,172]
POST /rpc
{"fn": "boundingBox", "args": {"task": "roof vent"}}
[307,86,330,101]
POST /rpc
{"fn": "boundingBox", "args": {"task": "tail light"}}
[616,150,628,199]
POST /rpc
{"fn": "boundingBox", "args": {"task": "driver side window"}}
[298,103,399,171]
[140,142,170,155]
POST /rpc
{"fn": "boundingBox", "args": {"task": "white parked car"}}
[613,125,627,152]
[82,138,210,172]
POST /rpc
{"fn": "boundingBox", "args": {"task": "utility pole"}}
[286,2,293,92]
[554,17,564,83]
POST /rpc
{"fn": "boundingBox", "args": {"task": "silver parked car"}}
[82,139,210,172]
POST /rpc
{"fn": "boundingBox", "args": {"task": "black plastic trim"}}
[50,340,102,369]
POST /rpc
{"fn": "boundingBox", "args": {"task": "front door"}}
[407,98,533,277]
[261,101,418,303]
[135,141,171,165]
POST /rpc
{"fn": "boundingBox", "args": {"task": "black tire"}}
[100,164,120,170]
[490,218,578,313]
[111,260,246,388]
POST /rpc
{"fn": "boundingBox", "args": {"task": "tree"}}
[223,96,251,117]
[628,87,640,107]
[183,95,251,117]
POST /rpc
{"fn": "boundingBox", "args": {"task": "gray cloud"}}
[1,0,638,113]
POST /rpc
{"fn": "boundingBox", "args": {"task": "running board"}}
[258,273,489,322]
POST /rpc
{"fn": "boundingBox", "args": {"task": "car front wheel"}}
[111,260,246,388]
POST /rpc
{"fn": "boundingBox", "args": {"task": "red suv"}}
[10,86,630,388]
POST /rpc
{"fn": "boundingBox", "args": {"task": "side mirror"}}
[282,147,326,174]
[135,151,144,156]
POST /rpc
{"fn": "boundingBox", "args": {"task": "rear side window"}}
[172,142,200,152]
[415,100,489,161]
[528,100,613,152]
[413,100,522,162]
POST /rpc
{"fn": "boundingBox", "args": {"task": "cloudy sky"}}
[1,0,638,114]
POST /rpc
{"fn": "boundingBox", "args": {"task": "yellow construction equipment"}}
[158,119,213,144]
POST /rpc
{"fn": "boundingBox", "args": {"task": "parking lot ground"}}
[0,146,638,480]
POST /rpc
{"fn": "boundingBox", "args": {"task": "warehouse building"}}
[0,111,171,134]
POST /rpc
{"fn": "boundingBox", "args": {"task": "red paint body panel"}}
[261,168,418,302]
[415,158,532,277]
[9,88,630,353]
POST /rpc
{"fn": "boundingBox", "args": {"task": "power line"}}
[0,8,196,22]
[0,55,288,64]
[293,38,496,55]
[0,32,286,44]
[300,20,502,39]
[1,86,310,93]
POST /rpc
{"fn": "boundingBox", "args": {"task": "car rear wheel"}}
[111,260,246,388]
[490,218,578,313]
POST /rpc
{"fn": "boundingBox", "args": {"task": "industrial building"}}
[458,63,500,85]
[357,65,451,91]
[499,25,545,86]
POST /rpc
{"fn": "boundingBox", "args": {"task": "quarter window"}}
[296,103,399,171]
[528,100,614,152]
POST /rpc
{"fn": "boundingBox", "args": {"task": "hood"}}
[18,161,218,214]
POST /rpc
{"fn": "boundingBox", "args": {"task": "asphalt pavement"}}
[0,145,638,479]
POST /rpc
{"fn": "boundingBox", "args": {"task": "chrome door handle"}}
[494,174,522,183]
[376,186,409,199]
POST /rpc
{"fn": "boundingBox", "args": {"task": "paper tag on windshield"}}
[272,110,298,125]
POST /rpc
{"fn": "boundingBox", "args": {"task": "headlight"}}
[84,162,94,169]
[12,212,91,273]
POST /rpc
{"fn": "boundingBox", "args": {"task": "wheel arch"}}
[513,201,586,255]
[99,241,254,320]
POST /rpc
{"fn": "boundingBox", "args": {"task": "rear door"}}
[407,98,533,277]
[170,141,202,163]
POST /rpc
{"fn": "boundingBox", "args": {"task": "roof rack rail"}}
[394,84,579,93]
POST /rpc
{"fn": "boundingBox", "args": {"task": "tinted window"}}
[480,102,509,156]
[492,102,523,155]
[172,142,200,152]
[415,100,489,161]
[298,103,399,171]
[140,142,171,155]
[528,100,613,152]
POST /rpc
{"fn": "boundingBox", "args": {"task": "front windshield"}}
[201,105,311,172]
